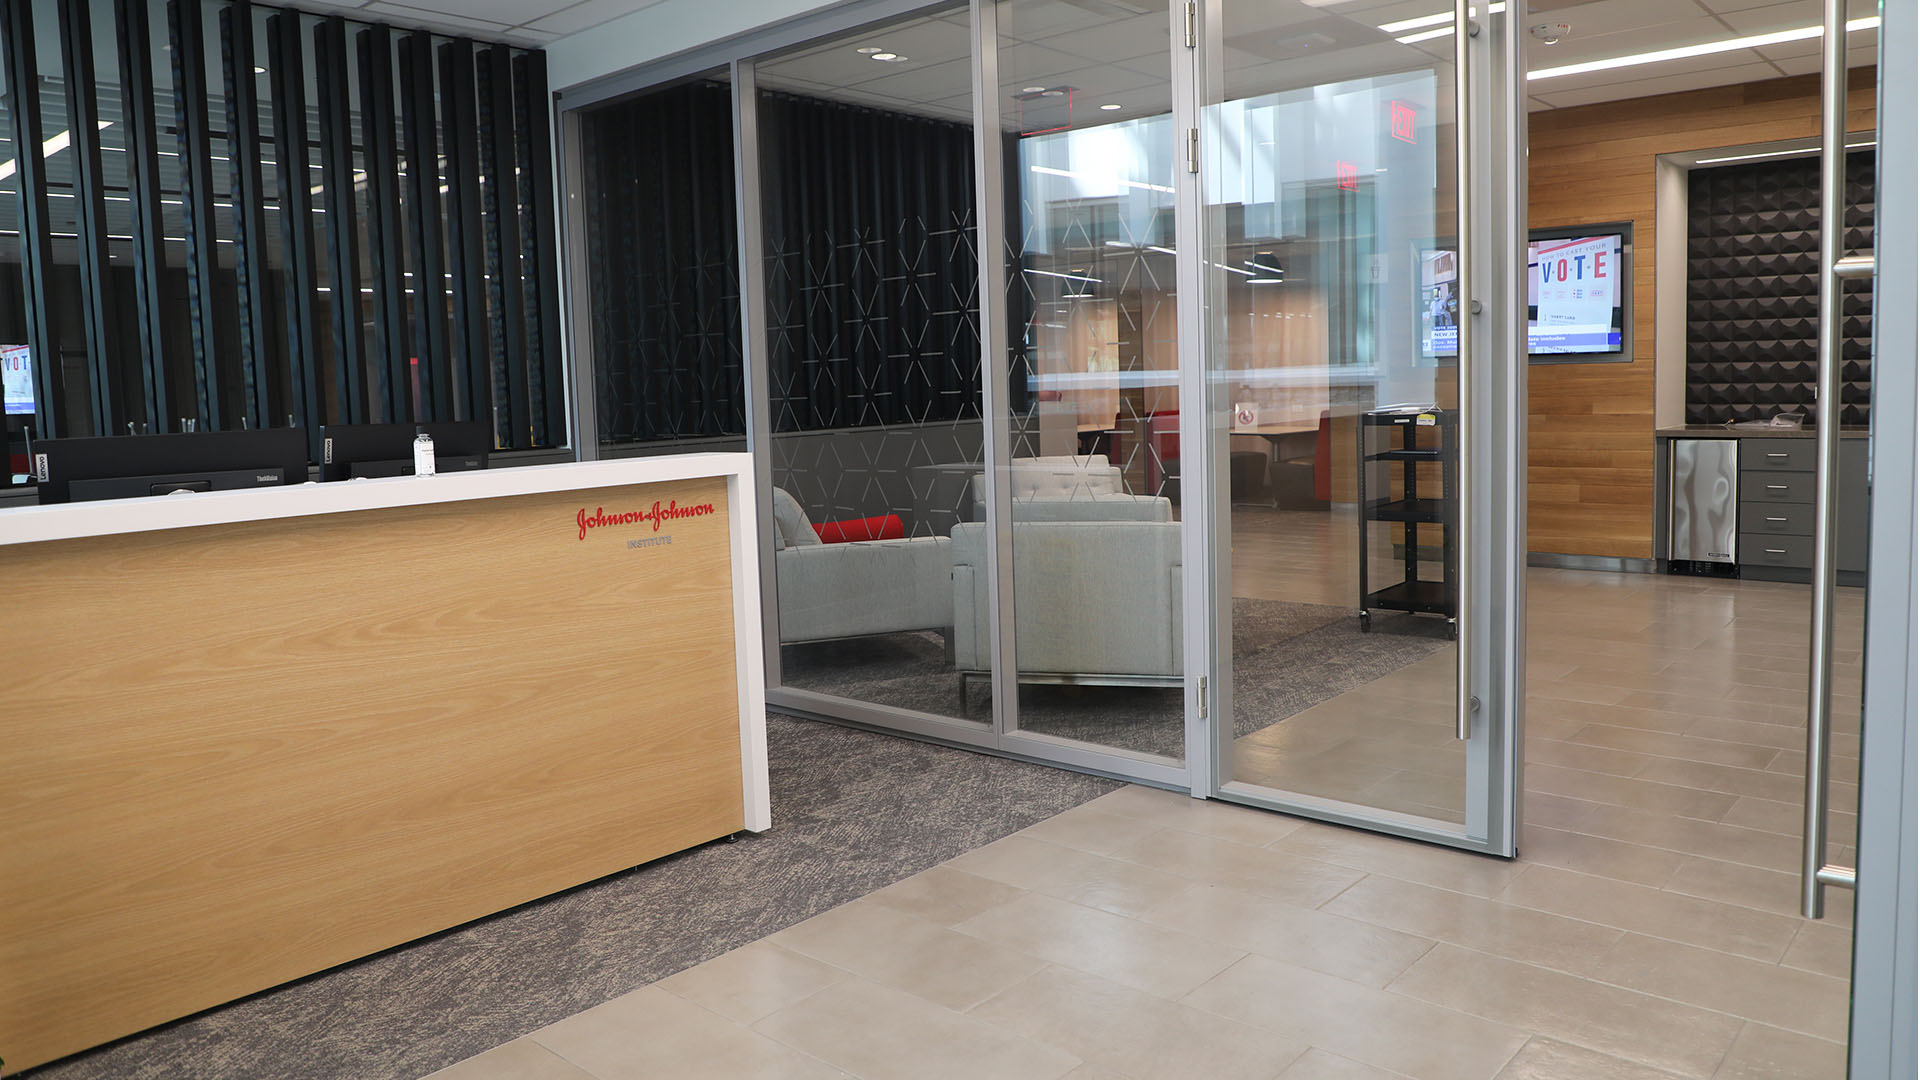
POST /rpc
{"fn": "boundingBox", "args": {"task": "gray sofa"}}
[949,519,1183,684]
[969,455,1168,522]
[771,489,953,645]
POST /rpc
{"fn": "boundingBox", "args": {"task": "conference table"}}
[0,454,768,1071]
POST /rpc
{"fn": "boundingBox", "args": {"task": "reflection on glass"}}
[757,7,989,725]
[1211,4,1463,822]
[997,0,1184,762]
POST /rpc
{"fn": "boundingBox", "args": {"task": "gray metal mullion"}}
[358,24,410,425]
[1173,0,1215,795]
[168,0,225,431]
[314,17,366,423]
[1849,0,1918,1071]
[268,12,321,451]
[732,59,782,689]
[222,0,274,431]
[400,30,452,422]
[439,41,491,428]
[58,0,118,435]
[557,105,596,457]
[969,0,1018,741]
[114,0,170,433]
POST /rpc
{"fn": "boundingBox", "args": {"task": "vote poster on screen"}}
[2,344,31,416]
[1528,236,1622,354]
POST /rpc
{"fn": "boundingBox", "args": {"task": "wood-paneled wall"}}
[1526,70,1876,558]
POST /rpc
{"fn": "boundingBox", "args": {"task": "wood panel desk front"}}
[0,455,768,1071]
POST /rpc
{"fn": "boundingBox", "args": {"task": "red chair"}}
[1145,410,1179,497]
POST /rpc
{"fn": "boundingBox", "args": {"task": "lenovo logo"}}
[577,500,716,540]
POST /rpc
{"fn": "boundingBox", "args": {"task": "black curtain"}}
[759,90,981,433]
[583,80,745,444]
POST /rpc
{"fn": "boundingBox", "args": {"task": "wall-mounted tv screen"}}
[2,344,32,415]
[1527,232,1625,355]
[1417,225,1631,363]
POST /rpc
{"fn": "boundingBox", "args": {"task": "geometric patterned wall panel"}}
[1686,150,1874,427]
[758,90,982,436]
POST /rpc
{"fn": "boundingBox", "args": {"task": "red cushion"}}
[813,514,906,544]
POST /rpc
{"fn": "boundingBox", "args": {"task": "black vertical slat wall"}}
[57,0,118,434]
[0,0,565,470]
[2,0,63,438]
[114,0,172,434]
[167,0,224,431]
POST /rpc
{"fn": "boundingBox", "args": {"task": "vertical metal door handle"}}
[1452,0,1472,742]
[1802,0,1859,920]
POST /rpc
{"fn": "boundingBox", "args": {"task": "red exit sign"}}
[1390,100,1417,144]
[1336,160,1358,190]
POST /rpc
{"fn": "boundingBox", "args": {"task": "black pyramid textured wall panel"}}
[1685,151,1875,426]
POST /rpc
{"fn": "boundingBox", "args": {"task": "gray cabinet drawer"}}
[1742,471,1817,503]
[1741,534,1812,568]
[1741,503,1814,536]
[1741,440,1816,472]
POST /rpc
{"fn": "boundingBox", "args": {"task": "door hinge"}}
[1186,127,1199,174]
[1184,1,1196,48]
[1198,675,1208,719]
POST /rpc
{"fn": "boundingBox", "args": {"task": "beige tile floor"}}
[429,557,1861,1080]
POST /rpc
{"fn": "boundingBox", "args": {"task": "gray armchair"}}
[771,489,952,645]
[949,519,1183,685]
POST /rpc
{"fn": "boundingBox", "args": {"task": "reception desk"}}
[0,454,768,1071]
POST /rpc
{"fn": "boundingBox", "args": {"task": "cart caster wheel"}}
[1359,612,1372,633]
[1446,620,1457,641]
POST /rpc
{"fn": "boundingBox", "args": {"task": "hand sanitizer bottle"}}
[413,426,436,477]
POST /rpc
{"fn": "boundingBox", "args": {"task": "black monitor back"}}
[319,421,492,481]
[33,428,311,504]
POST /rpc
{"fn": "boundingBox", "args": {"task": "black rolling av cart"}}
[1356,406,1457,639]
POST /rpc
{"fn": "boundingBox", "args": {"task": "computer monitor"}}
[32,428,311,504]
[319,421,491,482]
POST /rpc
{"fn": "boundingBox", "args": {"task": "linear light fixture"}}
[1695,139,1876,166]
[1531,16,1881,82]
[0,120,113,182]
[1382,4,1503,37]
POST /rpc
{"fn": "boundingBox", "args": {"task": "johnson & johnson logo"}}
[577,499,715,540]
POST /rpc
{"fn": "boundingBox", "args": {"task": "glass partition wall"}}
[562,0,1524,833]
[1205,3,1466,825]
[753,8,992,730]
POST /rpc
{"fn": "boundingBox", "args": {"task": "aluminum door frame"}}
[1846,0,1918,1074]
[1193,0,1527,856]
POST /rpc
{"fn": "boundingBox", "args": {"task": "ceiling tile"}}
[524,0,671,36]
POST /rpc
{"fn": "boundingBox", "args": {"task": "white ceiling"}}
[288,0,671,47]
[750,0,1876,124]
[295,0,1879,115]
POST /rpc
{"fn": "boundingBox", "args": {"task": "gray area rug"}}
[23,716,1120,1080]
[784,597,1452,757]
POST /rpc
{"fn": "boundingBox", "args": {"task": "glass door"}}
[1196,0,1524,853]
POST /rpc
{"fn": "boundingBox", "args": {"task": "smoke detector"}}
[1531,23,1571,45]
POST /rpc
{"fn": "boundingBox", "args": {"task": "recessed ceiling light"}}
[856,46,884,54]
[1021,85,1046,93]
[870,52,897,60]
[253,65,267,74]
[879,54,909,62]
[1100,103,1122,111]
[1041,89,1065,97]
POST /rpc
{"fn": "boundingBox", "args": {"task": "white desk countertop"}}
[0,453,756,547]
